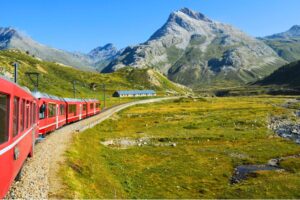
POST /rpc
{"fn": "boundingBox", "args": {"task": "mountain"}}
[265,25,300,39]
[88,43,120,71]
[260,25,300,62]
[103,8,285,87]
[257,60,300,87]
[0,50,189,97]
[0,27,119,71]
[0,27,95,70]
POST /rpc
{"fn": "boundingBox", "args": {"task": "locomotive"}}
[0,76,100,198]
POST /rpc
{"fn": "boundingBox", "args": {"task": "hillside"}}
[0,27,119,71]
[103,8,285,88]
[257,60,300,87]
[260,25,300,62]
[0,50,188,99]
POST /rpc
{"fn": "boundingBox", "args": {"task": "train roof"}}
[0,76,34,97]
[84,98,99,102]
[63,97,86,103]
[32,91,65,101]
[32,91,98,103]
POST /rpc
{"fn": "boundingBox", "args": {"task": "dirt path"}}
[6,97,178,199]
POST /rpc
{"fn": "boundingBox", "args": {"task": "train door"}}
[56,104,59,129]
[79,104,82,120]
[94,103,96,114]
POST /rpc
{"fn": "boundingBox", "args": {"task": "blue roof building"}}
[113,90,156,97]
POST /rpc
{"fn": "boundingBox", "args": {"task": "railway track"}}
[5,97,178,199]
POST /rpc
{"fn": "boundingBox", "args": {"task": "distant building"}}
[113,90,156,97]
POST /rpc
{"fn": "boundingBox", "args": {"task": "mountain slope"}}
[0,50,188,97]
[260,25,300,62]
[88,43,120,71]
[257,60,300,87]
[103,8,285,87]
[0,27,119,71]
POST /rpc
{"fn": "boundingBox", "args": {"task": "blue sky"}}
[1,0,300,53]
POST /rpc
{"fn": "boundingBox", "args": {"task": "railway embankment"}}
[5,97,178,199]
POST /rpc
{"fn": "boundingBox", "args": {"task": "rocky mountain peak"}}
[288,25,300,36]
[0,27,24,49]
[0,27,21,40]
[102,43,115,50]
[88,43,118,58]
[178,7,212,22]
[89,43,117,53]
[265,25,300,39]
[149,8,213,41]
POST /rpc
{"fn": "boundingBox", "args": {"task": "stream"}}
[231,99,300,184]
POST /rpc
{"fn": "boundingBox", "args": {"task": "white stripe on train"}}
[0,124,37,156]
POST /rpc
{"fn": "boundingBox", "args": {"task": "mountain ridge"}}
[260,25,300,62]
[103,8,285,87]
[0,27,119,71]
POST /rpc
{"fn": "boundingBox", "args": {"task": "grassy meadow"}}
[58,96,300,199]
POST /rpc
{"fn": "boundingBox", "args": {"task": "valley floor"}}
[59,97,300,199]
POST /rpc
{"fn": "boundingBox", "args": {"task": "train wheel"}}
[15,166,23,182]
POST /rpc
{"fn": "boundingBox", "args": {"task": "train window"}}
[0,94,9,144]
[90,103,94,109]
[13,97,19,137]
[39,102,46,119]
[96,103,100,109]
[26,102,30,129]
[68,104,77,115]
[30,102,33,126]
[20,100,24,131]
[83,104,87,111]
[60,104,65,115]
[48,103,56,118]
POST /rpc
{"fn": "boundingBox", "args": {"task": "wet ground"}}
[231,165,280,184]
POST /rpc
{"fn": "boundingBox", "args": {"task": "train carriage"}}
[64,98,86,123]
[32,92,67,136]
[95,100,101,114]
[86,99,101,117]
[0,77,38,199]
[1,75,101,198]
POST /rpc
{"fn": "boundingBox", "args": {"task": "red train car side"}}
[1,79,101,198]
[86,99,101,117]
[64,98,86,124]
[32,92,67,136]
[0,77,38,199]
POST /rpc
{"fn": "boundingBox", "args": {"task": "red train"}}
[0,77,101,198]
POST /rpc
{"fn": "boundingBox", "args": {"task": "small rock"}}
[268,159,279,167]
[292,129,299,134]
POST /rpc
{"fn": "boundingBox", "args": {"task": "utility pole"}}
[13,62,19,83]
[102,84,106,108]
[72,81,76,98]
[25,72,40,91]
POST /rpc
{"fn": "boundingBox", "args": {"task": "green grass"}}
[59,97,300,198]
[0,50,187,108]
